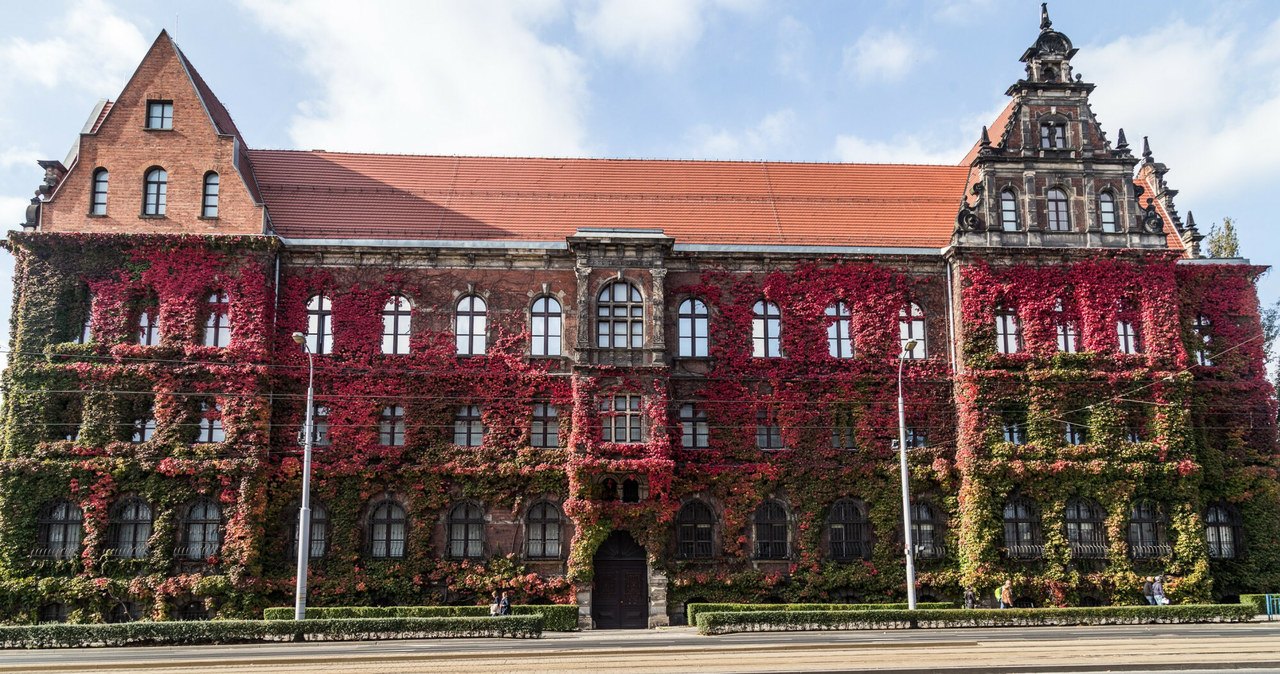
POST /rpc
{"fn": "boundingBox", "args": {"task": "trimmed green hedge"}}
[0,615,542,648]
[696,605,1255,635]
[264,604,579,632]
[685,602,953,626]
[1240,594,1276,615]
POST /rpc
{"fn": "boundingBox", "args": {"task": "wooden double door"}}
[592,531,648,629]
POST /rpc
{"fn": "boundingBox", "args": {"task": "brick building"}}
[2,8,1276,627]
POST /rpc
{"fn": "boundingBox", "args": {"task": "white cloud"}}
[832,99,1007,165]
[842,29,927,83]
[240,0,590,156]
[574,0,756,69]
[1074,19,1280,198]
[0,0,147,91]
[680,109,795,159]
[774,15,812,82]
[0,195,29,227]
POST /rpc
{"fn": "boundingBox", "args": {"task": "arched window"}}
[828,499,871,561]
[196,401,224,443]
[530,296,562,357]
[455,295,487,356]
[382,295,411,355]
[679,403,709,449]
[1065,498,1107,558]
[143,167,167,216]
[1205,503,1242,559]
[107,497,153,559]
[1003,495,1042,558]
[1128,499,1168,559]
[1116,303,1141,354]
[676,500,715,559]
[678,298,709,357]
[180,499,221,560]
[1046,188,1070,231]
[995,305,1022,354]
[1098,191,1117,232]
[368,498,407,558]
[447,502,485,559]
[753,500,789,560]
[90,168,109,215]
[826,302,853,358]
[204,292,230,347]
[36,499,83,560]
[453,405,484,446]
[1193,315,1213,366]
[526,501,562,559]
[911,501,945,559]
[597,281,644,349]
[379,405,405,446]
[900,303,926,359]
[289,501,328,559]
[137,310,159,346]
[752,301,782,358]
[999,189,1019,231]
[530,402,559,449]
[201,172,219,218]
[305,295,333,355]
[1055,299,1078,353]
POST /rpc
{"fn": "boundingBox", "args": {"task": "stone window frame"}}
[998,187,1020,231]
[675,499,717,560]
[1045,186,1071,231]
[529,294,563,357]
[596,279,645,350]
[454,293,488,357]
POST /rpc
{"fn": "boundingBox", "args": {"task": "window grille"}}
[1065,498,1108,558]
[1205,503,1242,559]
[911,501,944,559]
[677,501,715,559]
[753,501,789,560]
[179,499,221,560]
[36,500,83,560]
[1003,496,1043,558]
[107,497,153,559]
[1128,499,1169,559]
[828,499,871,561]
[289,502,328,559]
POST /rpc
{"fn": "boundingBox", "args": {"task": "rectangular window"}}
[905,428,927,449]
[1117,320,1140,354]
[531,403,559,449]
[831,409,856,450]
[1056,320,1078,353]
[600,394,643,444]
[995,310,1021,354]
[380,405,406,446]
[453,405,483,446]
[1064,422,1088,445]
[679,403,709,449]
[1001,411,1027,445]
[756,410,784,450]
[146,101,174,130]
[1040,123,1065,149]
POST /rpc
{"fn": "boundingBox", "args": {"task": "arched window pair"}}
[134,168,218,217]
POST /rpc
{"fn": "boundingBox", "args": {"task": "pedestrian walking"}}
[489,591,501,617]
[499,591,511,616]
[964,587,976,610]
[999,580,1013,609]
[1152,576,1167,605]
[1142,576,1155,606]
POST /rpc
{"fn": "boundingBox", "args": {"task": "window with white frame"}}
[531,402,559,449]
[752,301,782,358]
[597,281,644,349]
[455,295,487,356]
[995,306,1022,354]
[379,405,405,446]
[600,394,643,443]
[678,298,709,357]
[306,295,333,355]
[453,405,484,446]
[530,296,562,356]
[679,403,709,449]
[900,303,926,359]
[826,302,853,358]
[203,292,230,347]
[382,295,411,355]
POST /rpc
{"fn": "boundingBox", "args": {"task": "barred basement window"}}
[447,502,485,559]
[597,281,644,349]
[753,500,789,560]
[107,497,153,559]
[1003,496,1042,558]
[178,602,208,621]
[677,500,715,559]
[203,292,230,347]
[137,310,159,345]
[756,409,784,450]
[530,402,559,449]
[289,502,328,559]
[382,295,412,354]
[911,501,945,559]
[36,499,83,560]
[380,405,405,446]
[828,499,871,561]
[1055,300,1078,353]
[143,167,167,215]
[179,499,221,560]
[146,100,173,129]
[455,295,487,356]
[530,296,562,356]
[1065,498,1107,558]
[1046,188,1070,231]
[1000,189,1019,231]
[526,502,562,559]
[38,603,67,623]
[1099,191,1118,232]
[453,405,484,446]
[900,303,926,359]
[680,403,709,449]
[752,301,782,358]
[826,302,853,358]
[995,306,1022,354]
[108,602,141,623]
[306,295,333,355]
[1193,314,1213,366]
[196,401,224,443]
[678,298,709,357]
[1205,503,1242,559]
[1128,499,1169,559]
[90,168,108,215]
[600,394,643,443]
[201,172,219,218]
[368,498,407,559]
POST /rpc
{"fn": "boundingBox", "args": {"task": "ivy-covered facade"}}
[2,9,1276,627]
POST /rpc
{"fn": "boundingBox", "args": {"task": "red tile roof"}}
[1134,175,1188,254]
[88,101,114,134]
[248,150,971,248]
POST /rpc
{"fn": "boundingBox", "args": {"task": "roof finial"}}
[1040,2,1052,31]
[980,125,991,147]
[1116,128,1129,150]
[1142,136,1152,160]
[1186,211,1196,229]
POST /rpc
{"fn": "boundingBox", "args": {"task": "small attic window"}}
[1039,122,1066,150]
[146,101,173,130]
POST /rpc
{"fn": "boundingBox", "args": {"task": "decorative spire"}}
[980,126,991,147]
[1142,136,1152,161]
[1040,2,1052,31]
[1186,211,1196,229]
[1116,128,1128,151]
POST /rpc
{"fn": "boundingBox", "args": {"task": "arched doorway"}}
[592,530,648,629]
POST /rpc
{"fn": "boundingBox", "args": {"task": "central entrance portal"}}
[592,530,648,629]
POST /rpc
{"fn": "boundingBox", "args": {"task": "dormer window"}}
[999,189,1019,231]
[1040,123,1065,149]
[90,169,109,215]
[1098,191,1118,233]
[146,100,173,130]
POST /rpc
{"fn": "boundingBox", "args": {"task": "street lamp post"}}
[291,332,314,621]
[898,339,918,611]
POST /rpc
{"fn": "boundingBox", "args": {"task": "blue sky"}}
[1,0,1278,357]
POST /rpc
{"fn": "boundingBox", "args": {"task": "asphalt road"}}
[5,622,1280,673]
